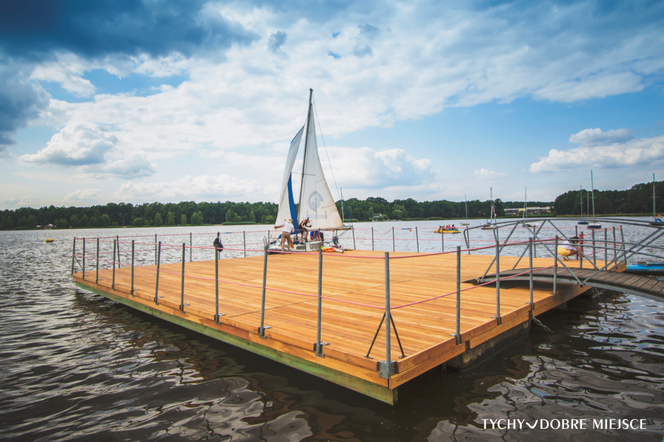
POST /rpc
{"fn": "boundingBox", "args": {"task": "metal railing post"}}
[416,227,420,253]
[442,230,445,253]
[189,232,192,262]
[612,227,616,264]
[130,240,135,296]
[392,227,395,252]
[604,228,608,265]
[495,238,501,325]
[553,236,558,299]
[259,245,269,338]
[215,245,220,323]
[384,252,392,377]
[243,231,246,258]
[154,241,161,305]
[592,230,596,265]
[71,238,76,275]
[372,227,374,251]
[529,237,534,310]
[315,248,326,357]
[620,226,626,264]
[82,238,86,280]
[352,227,356,250]
[112,239,116,289]
[180,243,186,312]
[155,234,158,264]
[96,238,100,284]
[456,246,461,345]
[116,234,121,267]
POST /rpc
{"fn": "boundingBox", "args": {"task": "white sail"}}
[275,126,304,224]
[298,96,344,230]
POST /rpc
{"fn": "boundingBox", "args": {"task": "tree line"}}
[1,179,660,230]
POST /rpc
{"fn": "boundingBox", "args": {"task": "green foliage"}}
[180,213,188,225]
[154,212,163,227]
[166,211,175,226]
[132,217,145,227]
[191,211,204,225]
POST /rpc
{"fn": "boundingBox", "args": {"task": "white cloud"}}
[65,189,101,203]
[568,128,633,146]
[474,168,507,180]
[324,146,433,189]
[112,174,267,202]
[530,135,664,173]
[19,124,117,166]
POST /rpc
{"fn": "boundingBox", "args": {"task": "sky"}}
[1,0,663,210]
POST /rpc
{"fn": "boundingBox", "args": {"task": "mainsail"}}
[276,89,344,232]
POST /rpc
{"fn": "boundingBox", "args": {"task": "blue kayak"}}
[626,262,664,274]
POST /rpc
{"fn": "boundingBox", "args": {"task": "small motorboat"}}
[45,238,54,243]
[626,262,664,275]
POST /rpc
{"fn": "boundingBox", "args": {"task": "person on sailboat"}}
[298,217,312,243]
[274,219,295,251]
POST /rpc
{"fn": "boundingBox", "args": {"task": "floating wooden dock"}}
[73,250,610,404]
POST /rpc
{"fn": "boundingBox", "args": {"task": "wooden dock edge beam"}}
[74,282,398,405]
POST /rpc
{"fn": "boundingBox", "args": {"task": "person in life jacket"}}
[213,232,224,257]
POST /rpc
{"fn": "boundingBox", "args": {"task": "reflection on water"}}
[1,226,663,441]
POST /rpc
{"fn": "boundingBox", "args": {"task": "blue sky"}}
[1,0,663,210]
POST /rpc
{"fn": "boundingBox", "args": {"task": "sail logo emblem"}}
[308,191,323,211]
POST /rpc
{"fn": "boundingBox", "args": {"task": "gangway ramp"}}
[477,267,664,300]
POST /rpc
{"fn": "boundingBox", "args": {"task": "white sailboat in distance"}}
[273,89,346,251]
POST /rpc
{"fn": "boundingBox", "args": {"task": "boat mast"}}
[524,186,527,219]
[653,173,657,219]
[579,185,583,217]
[298,89,314,215]
[591,170,596,222]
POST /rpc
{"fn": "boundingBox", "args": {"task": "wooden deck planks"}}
[75,249,608,402]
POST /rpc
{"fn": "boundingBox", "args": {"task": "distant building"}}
[45,224,54,229]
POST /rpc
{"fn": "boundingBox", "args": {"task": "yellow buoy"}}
[45,239,54,243]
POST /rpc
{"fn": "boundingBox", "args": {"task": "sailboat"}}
[577,185,588,225]
[523,186,539,228]
[460,195,470,226]
[481,188,497,230]
[649,173,663,227]
[587,170,601,229]
[272,89,347,252]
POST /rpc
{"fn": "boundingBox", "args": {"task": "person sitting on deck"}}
[557,236,580,261]
[213,233,224,257]
[299,217,311,243]
[274,218,295,251]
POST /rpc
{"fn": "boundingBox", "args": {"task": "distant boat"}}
[481,188,498,230]
[648,173,663,227]
[578,185,588,224]
[587,170,601,229]
[435,226,460,234]
[460,195,470,226]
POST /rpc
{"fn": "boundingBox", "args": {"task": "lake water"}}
[1,219,663,441]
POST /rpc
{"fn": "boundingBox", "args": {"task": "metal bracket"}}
[315,341,329,357]
[259,325,272,339]
[378,360,397,379]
